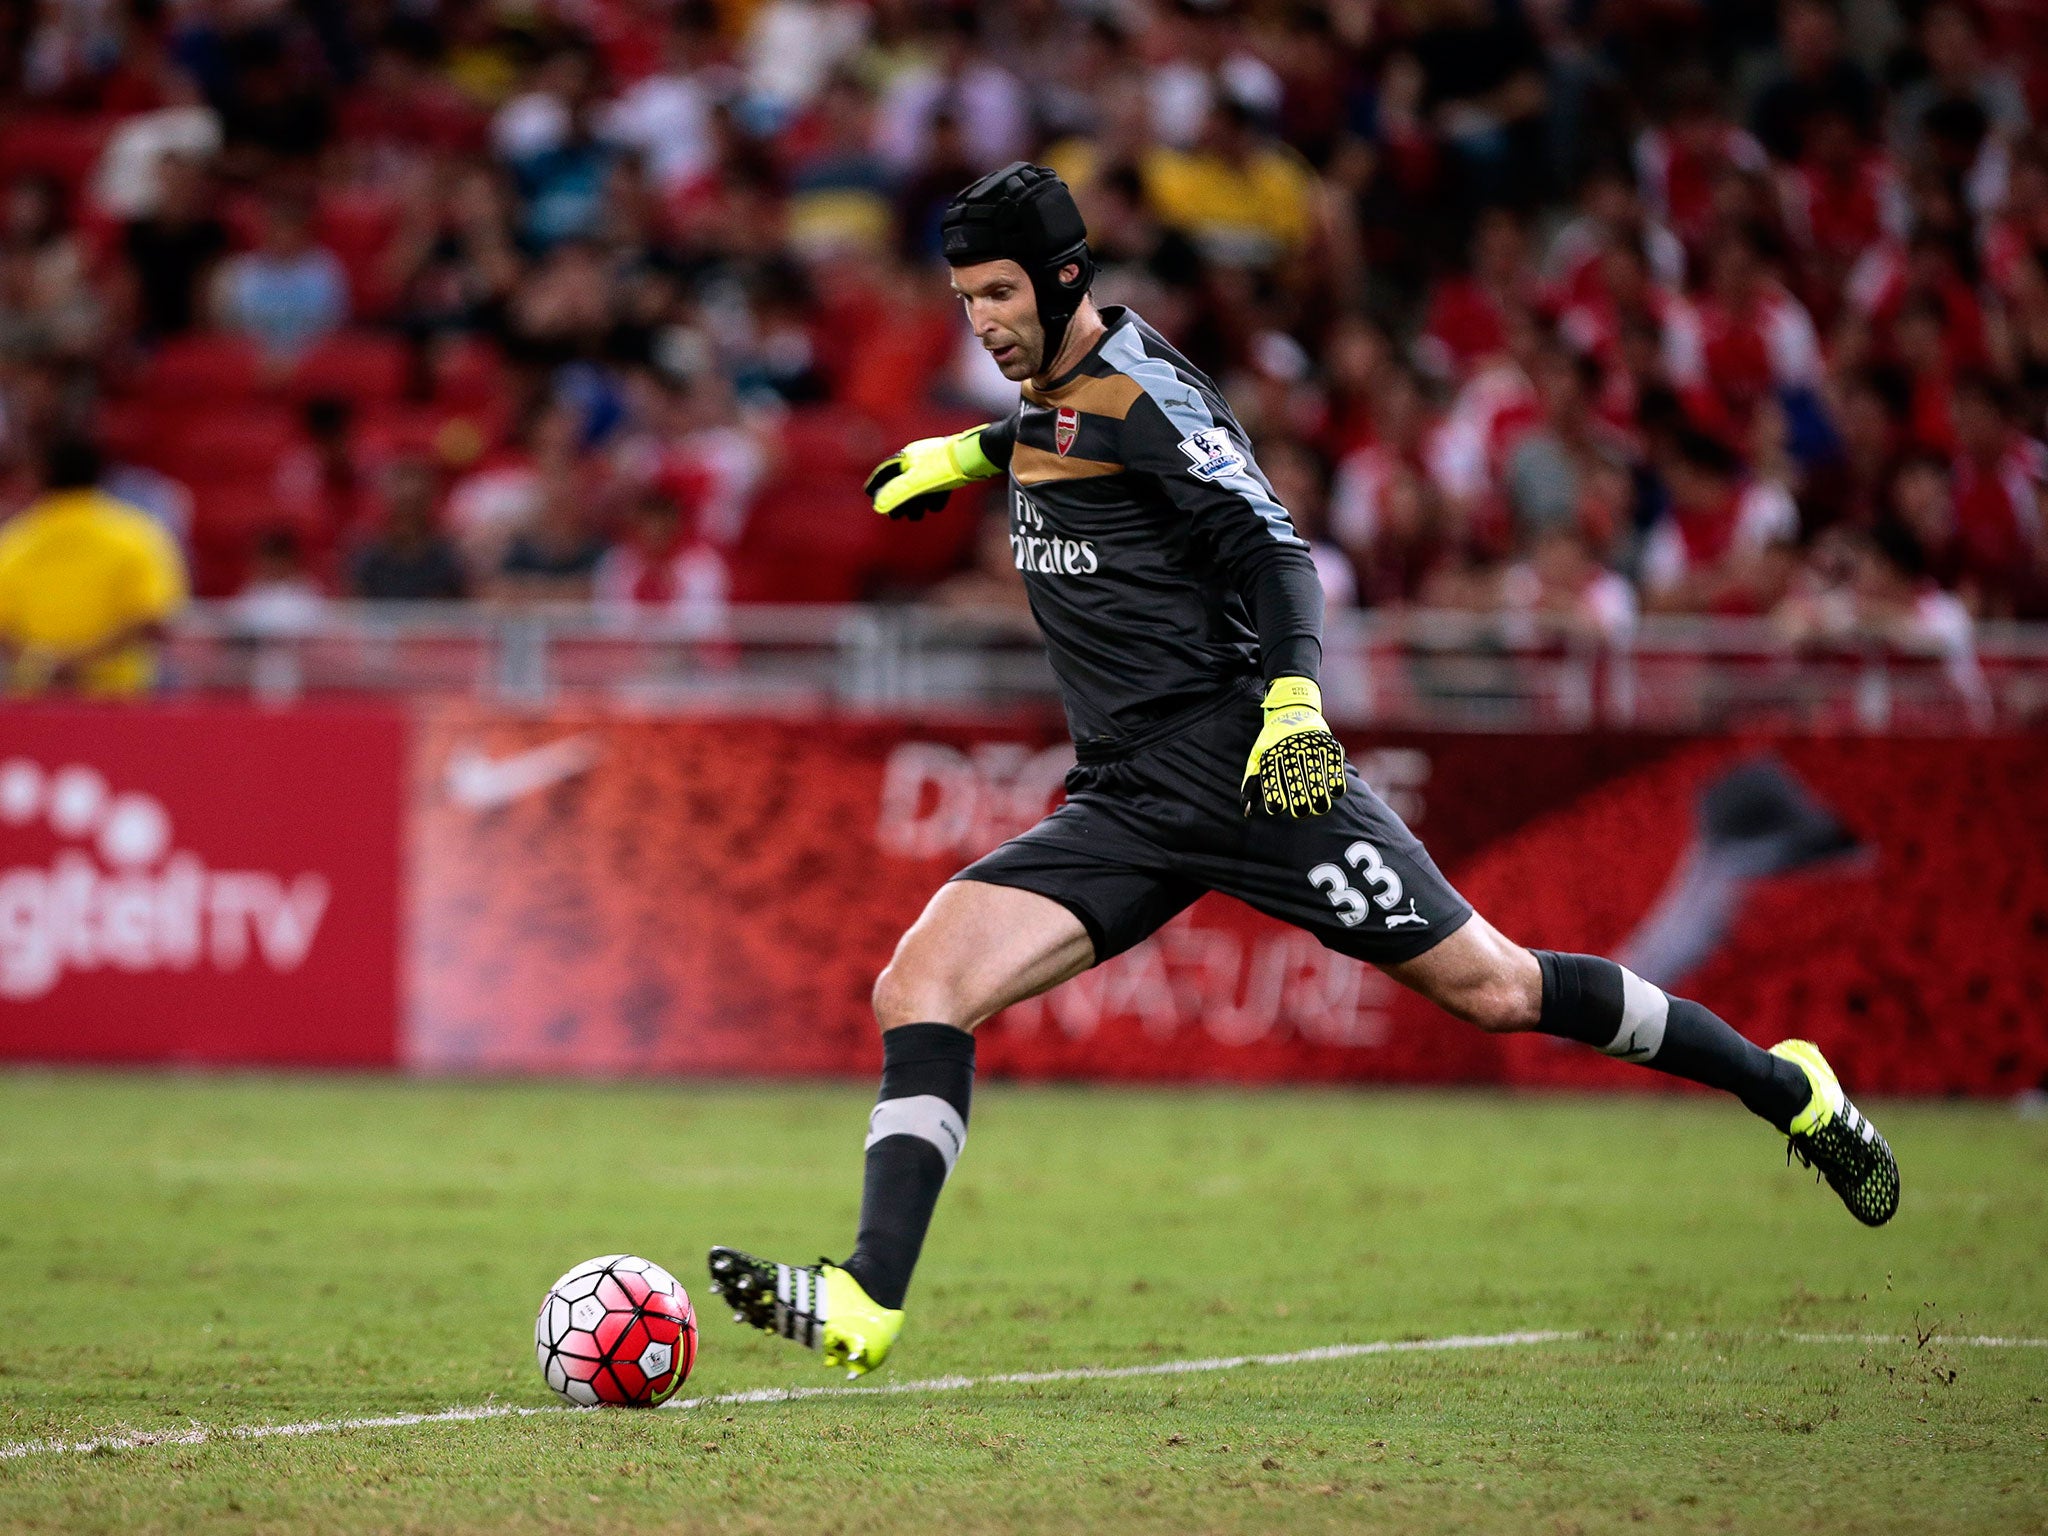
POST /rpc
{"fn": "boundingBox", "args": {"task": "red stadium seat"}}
[290,331,412,403]
[429,336,506,408]
[0,112,119,192]
[141,333,266,398]
[151,407,300,483]
[315,189,401,317]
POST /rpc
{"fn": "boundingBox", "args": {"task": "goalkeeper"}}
[710,163,1898,1376]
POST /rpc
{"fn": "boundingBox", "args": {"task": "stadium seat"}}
[429,336,506,408]
[289,331,413,404]
[140,333,266,399]
[315,189,401,318]
[0,111,119,190]
[150,407,300,484]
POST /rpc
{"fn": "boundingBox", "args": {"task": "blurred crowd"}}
[2,0,2047,683]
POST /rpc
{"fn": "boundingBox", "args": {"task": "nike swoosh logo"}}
[445,734,602,810]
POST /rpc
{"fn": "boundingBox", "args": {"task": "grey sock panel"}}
[843,1023,974,1311]
[1531,950,1809,1129]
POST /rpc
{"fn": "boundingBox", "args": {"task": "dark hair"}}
[303,394,354,437]
[42,436,102,491]
[1847,364,1911,419]
[1952,368,2012,415]
[1673,426,1741,477]
[1870,519,1928,580]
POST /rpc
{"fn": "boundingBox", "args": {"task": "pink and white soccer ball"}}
[535,1254,697,1407]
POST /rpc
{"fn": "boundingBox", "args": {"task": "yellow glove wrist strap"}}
[945,427,1000,482]
[1262,677,1322,714]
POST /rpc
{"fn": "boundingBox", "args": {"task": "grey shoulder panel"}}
[1099,321,1302,547]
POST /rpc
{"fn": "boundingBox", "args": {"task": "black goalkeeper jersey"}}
[976,305,1324,756]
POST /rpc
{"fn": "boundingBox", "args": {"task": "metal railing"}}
[159,601,2048,732]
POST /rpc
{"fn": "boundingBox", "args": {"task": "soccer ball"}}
[535,1254,697,1407]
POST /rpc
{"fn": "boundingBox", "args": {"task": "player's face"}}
[951,259,1044,380]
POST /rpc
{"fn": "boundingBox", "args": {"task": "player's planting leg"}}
[842,1022,974,1311]
[710,880,1094,1376]
[1387,917,1897,1226]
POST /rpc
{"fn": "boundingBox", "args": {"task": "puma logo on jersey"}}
[1383,900,1430,929]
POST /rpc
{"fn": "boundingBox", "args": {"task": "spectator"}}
[448,399,587,576]
[1635,69,1770,249]
[928,505,1032,620]
[1947,373,2047,616]
[1406,0,1549,211]
[91,62,223,219]
[601,5,728,196]
[1640,428,1800,614]
[509,96,620,251]
[1885,451,1967,590]
[495,477,608,600]
[1261,437,1356,609]
[1504,345,1634,548]
[1143,96,1317,271]
[1892,2,2031,168]
[212,195,349,360]
[874,10,1028,180]
[1420,209,1535,379]
[1749,0,1880,163]
[386,161,524,342]
[0,175,102,365]
[232,527,329,638]
[0,0,2032,659]
[1499,526,1638,645]
[121,152,227,340]
[349,456,468,600]
[0,436,188,696]
[741,0,870,129]
[1775,523,1988,723]
[594,484,729,634]
[273,395,379,574]
[783,72,894,259]
[1694,224,1824,436]
[1542,163,1687,308]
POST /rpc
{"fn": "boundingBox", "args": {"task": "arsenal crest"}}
[1054,406,1078,457]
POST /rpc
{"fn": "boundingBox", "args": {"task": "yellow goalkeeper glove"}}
[862,426,1001,521]
[1243,677,1348,818]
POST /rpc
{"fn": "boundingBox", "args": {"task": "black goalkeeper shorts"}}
[955,688,1473,965]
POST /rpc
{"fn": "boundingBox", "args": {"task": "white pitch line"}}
[0,1329,1574,1462]
[3,1327,2042,1463]
[1779,1332,2048,1347]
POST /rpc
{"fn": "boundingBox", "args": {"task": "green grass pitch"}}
[0,1074,2043,1534]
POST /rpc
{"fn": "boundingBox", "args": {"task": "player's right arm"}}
[862,421,1013,521]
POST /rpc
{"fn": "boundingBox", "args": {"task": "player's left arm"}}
[1124,393,1347,817]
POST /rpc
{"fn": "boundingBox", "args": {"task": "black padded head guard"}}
[941,162,1097,369]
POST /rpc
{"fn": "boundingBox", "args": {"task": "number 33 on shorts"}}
[1308,840,1405,928]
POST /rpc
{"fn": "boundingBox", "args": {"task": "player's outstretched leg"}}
[708,881,1093,1376]
[1388,917,1898,1226]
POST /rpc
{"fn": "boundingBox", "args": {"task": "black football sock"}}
[841,1022,974,1310]
[1531,950,1811,1129]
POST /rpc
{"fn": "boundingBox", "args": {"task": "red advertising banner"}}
[0,701,405,1066]
[407,704,2048,1094]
